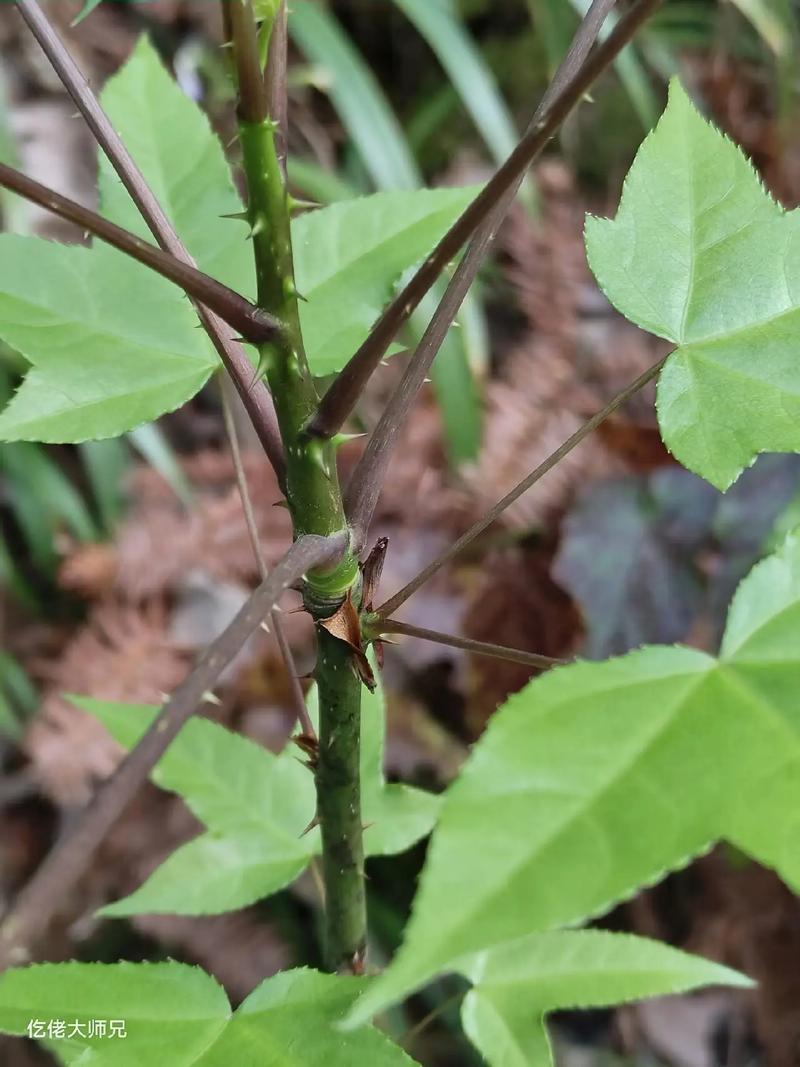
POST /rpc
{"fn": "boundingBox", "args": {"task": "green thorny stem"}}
[227,0,366,973]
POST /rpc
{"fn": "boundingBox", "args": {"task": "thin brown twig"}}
[378,619,565,671]
[0,161,282,344]
[219,375,314,737]
[266,1,289,175]
[307,0,662,440]
[0,532,347,969]
[14,0,286,483]
[344,0,618,548]
[375,355,669,620]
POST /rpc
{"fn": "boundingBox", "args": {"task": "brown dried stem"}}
[219,375,314,737]
[14,0,285,481]
[0,532,346,968]
[0,161,282,344]
[377,619,565,670]
[376,355,669,620]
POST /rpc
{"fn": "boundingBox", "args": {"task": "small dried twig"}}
[219,376,314,737]
[0,162,282,344]
[375,355,669,620]
[15,0,286,482]
[0,532,347,968]
[266,1,289,173]
[306,0,663,440]
[344,0,618,548]
[378,619,565,671]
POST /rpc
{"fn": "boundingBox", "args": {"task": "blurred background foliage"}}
[2,2,800,1064]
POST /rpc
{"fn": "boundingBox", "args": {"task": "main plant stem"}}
[228,0,366,972]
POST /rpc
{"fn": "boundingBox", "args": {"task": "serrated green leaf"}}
[292,187,478,376]
[75,653,438,916]
[345,530,800,1026]
[195,969,417,1067]
[99,37,253,298]
[100,36,476,379]
[0,961,229,1066]
[459,930,751,1067]
[71,699,317,916]
[0,241,216,443]
[585,79,800,490]
[0,34,479,439]
[0,963,416,1066]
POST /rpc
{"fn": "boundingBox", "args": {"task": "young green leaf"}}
[345,530,800,1026]
[292,187,478,377]
[586,79,800,490]
[99,37,478,378]
[73,699,317,916]
[75,656,438,915]
[0,241,216,443]
[0,963,417,1066]
[99,37,254,299]
[459,930,751,1067]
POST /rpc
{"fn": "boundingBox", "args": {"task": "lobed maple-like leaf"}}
[459,929,750,1067]
[0,962,417,1066]
[345,531,800,1026]
[586,79,800,490]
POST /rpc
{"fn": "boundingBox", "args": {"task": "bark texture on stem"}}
[315,627,367,973]
[228,0,366,973]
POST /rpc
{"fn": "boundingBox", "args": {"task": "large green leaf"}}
[0,961,229,1066]
[586,79,800,490]
[0,963,416,1066]
[459,929,750,1067]
[0,241,216,443]
[0,35,482,439]
[195,969,417,1067]
[75,655,438,916]
[345,530,800,1025]
[74,699,317,916]
[292,186,477,376]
